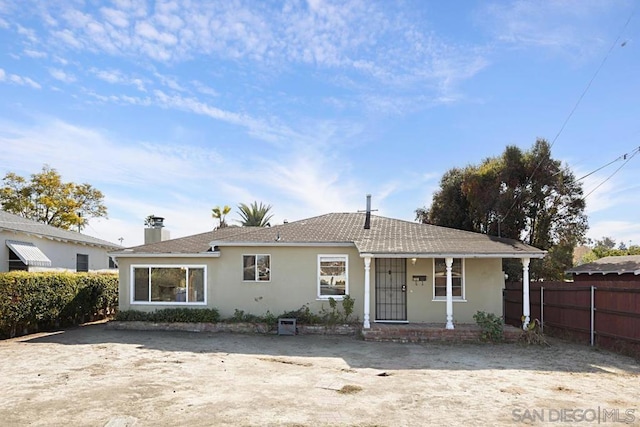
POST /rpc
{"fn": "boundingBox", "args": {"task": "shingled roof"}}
[0,210,119,249]
[116,213,545,258]
[566,255,640,276]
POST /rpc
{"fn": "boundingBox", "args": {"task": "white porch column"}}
[445,257,454,330]
[522,257,531,330]
[363,256,372,329]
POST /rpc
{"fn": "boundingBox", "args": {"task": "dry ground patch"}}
[0,323,638,426]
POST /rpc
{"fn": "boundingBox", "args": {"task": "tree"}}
[579,236,640,264]
[0,165,107,231]
[416,168,474,231]
[417,139,588,280]
[211,205,231,229]
[237,201,273,227]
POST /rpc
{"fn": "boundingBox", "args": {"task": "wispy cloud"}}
[0,117,376,244]
[49,67,76,83]
[0,68,41,89]
[6,1,488,99]
[89,67,147,91]
[477,0,619,59]
[587,220,640,246]
[23,49,47,58]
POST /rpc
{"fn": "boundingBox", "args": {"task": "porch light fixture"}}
[411,257,417,265]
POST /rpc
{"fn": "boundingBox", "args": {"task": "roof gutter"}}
[209,241,355,248]
[0,227,120,250]
[111,252,221,259]
[359,252,547,259]
[567,270,640,276]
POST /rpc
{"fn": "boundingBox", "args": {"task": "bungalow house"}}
[112,203,545,330]
[566,255,640,283]
[0,210,120,272]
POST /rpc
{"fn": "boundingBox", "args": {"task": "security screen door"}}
[375,258,407,321]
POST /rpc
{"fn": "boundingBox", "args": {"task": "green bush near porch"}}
[473,311,504,342]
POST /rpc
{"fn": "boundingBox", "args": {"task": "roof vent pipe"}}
[364,194,371,230]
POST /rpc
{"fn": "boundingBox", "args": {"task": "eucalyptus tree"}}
[417,139,587,280]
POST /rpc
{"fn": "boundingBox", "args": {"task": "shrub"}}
[112,310,150,322]
[473,311,504,343]
[519,317,549,346]
[341,295,355,322]
[114,308,220,323]
[0,271,118,338]
[279,304,324,325]
[225,309,278,326]
[279,297,358,326]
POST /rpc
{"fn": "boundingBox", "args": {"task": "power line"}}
[576,146,640,182]
[582,148,639,200]
[499,7,636,233]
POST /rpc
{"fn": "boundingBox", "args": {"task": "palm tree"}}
[212,205,231,228]
[237,201,273,227]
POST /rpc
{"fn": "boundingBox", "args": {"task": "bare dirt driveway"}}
[1,323,639,426]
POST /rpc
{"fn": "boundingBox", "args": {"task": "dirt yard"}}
[0,323,638,426]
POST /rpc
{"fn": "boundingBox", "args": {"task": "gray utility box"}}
[278,318,296,335]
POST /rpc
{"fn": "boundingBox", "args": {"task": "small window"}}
[76,254,89,272]
[132,266,206,304]
[318,255,348,299]
[8,249,28,271]
[433,258,464,300]
[242,255,270,282]
[108,257,117,269]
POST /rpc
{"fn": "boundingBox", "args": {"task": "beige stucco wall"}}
[403,257,505,324]
[117,247,507,325]
[1,231,116,273]
[117,246,365,319]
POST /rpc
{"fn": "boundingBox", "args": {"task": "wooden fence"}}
[504,281,640,358]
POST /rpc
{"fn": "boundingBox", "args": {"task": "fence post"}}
[590,286,595,347]
[540,286,544,332]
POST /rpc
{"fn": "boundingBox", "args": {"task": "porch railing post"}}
[522,257,531,330]
[445,257,454,329]
[363,256,372,329]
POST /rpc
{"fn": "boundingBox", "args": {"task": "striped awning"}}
[6,240,52,267]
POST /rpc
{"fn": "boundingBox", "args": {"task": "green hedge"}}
[0,271,118,339]
[115,308,220,323]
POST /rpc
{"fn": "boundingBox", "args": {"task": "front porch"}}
[361,255,536,331]
[361,322,523,343]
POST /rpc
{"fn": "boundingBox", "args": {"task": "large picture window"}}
[433,258,465,301]
[318,255,348,299]
[243,255,270,281]
[132,265,206,304]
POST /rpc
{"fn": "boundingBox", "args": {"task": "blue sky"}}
[0,0,639,248]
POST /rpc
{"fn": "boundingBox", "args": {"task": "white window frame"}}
[432,258,466,301]
[130,264,207,305]
[317,254,349,300]
[242,254,271,282]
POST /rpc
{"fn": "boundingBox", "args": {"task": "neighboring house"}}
[0,210,120,273]
[112,204,545,330]
[566,255,640,282]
